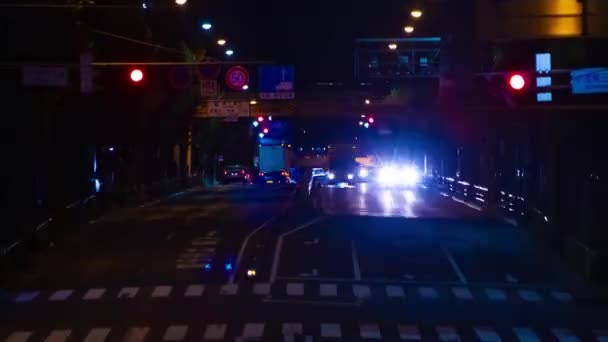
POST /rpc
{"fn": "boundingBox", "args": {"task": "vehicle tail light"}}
[224,171,228,175]
[259,172,264,176]
[241,170,245,174]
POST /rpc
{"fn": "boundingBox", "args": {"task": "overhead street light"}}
[365,99,371,104]
[411,10,422,18]
[201,22,212,30]
[388,43,397,50]
[225,49,234,56]
[250,100,257,105]
[242,84,249,90]
[404,26,414,33]
[217,39,226,46]
[175,0,187,5]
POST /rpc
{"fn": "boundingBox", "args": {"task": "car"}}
[258,170,292,184]
[222,165,251,184]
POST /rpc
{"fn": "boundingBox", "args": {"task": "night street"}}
[2,182,607,341]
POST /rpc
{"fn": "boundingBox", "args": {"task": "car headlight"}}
[359,168,368,178]
[347,173,354,180]
[401,167,420,186]
[378,166,398,185]
[327,172,335,180]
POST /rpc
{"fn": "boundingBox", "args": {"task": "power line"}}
[90,28,185,55]
[0,3,139,8]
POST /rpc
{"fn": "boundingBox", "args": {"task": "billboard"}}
[258,65,295,99]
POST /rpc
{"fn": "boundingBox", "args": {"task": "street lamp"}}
[225,49,234,56]
[364,99,371,104]
[242,84,249,90]
[250,100,257,105]
[217,39,226,46]
[175,0,187,5]
[201,22,212,31]
[388,43,397,50]
[411,10,422,18]
[404,26,414,33]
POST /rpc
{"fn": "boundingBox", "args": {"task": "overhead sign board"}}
[23,66,68,87]
[258,65,295,99]
[571,68,608,94]
[207,100,250,119]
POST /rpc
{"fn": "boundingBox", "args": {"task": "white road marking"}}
[419,286,439,299]
[220,284,238,295]
[44,329,71,342]
[351,240,362,281]
[163,325,188,341]
[552,328,580,342]
[243,323,265,339]
[436,326,460,341]
[117,287,139,299]
[353,284,371,298]
[386,285,405,298]
[253,283,271,295]
[5,331,32,342]
[360,324,382,339]
[518,290,542,302]
[474,327,501,342]
[320,324,341,338]
[452,287,473,300]
[320,283,337,297]
[14,291,39,303]
[282,323,303,336]
[230,217,276,283]
[441,246,468,284]
[185,284,205,297]
[513,327,540,342]
[83,288,106,300]
[270,217,326,283]
[286,283,304,296]
[152,286,172,298]
[485,288,507,301]
[123,327,149,342]
[551,291,573,302]
[83,328,111,342]
[48,289,73,301]
[203,324,227,340]
[398,325,421,340]
[452,196,483,211]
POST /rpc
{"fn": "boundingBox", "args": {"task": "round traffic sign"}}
[225,66,249,90]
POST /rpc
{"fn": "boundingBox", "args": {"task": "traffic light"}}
[368,117,375,124]
[257,116,264,122]
[508,73,526,91]
[129,68,144,83]
[263,128,269,134]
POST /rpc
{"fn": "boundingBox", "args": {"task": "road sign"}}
[571,68,608,94]
[207,100,250,119]
[200,80,218,97]
[80,53,93,94]
[258,65,295,99]
[225,66,249,90]
[23,66,68,87]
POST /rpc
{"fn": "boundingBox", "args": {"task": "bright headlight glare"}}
[401,166,420,185]
[378,166,397,185]
[328,173,335,180]
[359,168,368,178]
[347,173,354,180]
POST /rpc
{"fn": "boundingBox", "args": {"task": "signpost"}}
[207,100,250,121]
[225,66,249,90]
[571,68,608,94]
[23,66,68,87]
[258,65,295,99]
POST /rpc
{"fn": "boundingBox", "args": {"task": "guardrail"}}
[0,176,202,272]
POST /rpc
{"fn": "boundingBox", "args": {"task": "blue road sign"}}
[258,65,295,99]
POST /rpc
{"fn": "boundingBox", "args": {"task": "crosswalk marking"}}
[220,284,238,295]
[286,283,304,296]
[475,327,501,342]
[83,288,106,300]
[5,331,32,342]
[320,283,337,297]
[320,324,341,338]
[152,286,172,298]
[14,291,39,303]
[123,327,149,342]
[398,325,421,340]
[518,290,542,302]
[253,283,271,295]
[386,285,405,298]
[203,324,227,340]
[485,288,507,301]
[44,329,71,342]
[452,287,473,300]
[118,287,139,299]
[419,287,439,299]
[353,284,371,298]
[551,291,573,302]
[48,290,73,301]
[185,284,205,297]
[163,325,188,341]
[282,323,303,336]
[242,323,264,339]
[360,324,382,339]
[83,328,111,342]
[513,327,540,342]
[437,326,460,341]
[552,329,580,342]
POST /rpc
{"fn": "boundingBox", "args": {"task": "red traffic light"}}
[130,69,144,83]
[368,117,375,124]
[508,74,526,90]
[257,116,264,122]
[263,128,269,134]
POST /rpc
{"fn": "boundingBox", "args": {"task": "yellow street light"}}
[404,26,414,33]
[388,44,397,50]
[250,100,257,105]
[217,39,226,46]
[175,0,187,5]
[411,10,422,18]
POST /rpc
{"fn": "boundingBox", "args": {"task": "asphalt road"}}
[1,182,607,341]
